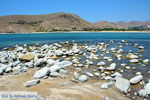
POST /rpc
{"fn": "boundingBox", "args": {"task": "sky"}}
[0,0,149,22]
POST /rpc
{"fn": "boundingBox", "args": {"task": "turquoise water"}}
[0,32,150,81]
[0,32,150,48]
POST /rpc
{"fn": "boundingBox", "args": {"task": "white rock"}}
[100,83,109,89]
[78,75,88,82]
[73,49,80,54]
[115,77,130,93]
[144,82,150,95]
[59,69,68,74]
[138,46,144,49]
[0,65,7,74]
[85,72,94,77]
[47,59,55,66]
[100,82,113,89]
[24,79,40,87]
[143,59,149,63]
[107,63,116,71]
[16,46,24,51]
[50,72,61,77]
[127,54,139,59]
[97,61,106,66]
[111,72,122,77]
[130,59,139,63]
[138,89,148,97]
[129,75,143,84]
[5,67,12,73]
[73,72,80,80]
[33,67,50,79]
[50,61,72,72]
[55,50,63,56]
[34,58,46,67]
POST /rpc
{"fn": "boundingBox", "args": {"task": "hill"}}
[0,12,150,33]
[0,12,90,33]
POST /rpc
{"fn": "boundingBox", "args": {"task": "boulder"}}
[115,77,130,93]
[144,82,150,95]
[138,89,148,97]
[24,79,40,87]
[138,82,150,98]
[34,58,47,67]
[47,59,55,66]
[33,67,50,79]
[55,50,63,56]
[20,54,35,61]
[129,75,143,84]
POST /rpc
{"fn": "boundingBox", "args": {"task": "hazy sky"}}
[0,0,149,22]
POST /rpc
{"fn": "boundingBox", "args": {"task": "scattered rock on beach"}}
[24,79,40,87]
[33,67,50,79]
[115,77,130,93]
[78,75,88,82]
[20,54,35,61]
[129,75,143,84]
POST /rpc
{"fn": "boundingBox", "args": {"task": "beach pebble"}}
[97,61,106,66]
[47,59,55,66]
[100,82,113,89]
[143,59,149,63]
[129,75,143,84]
[130,59,139,63]
[20,54,35,61]
[5,67,12,73]
[138,46,144,49]
[115,77,130,93]
[59,69,68,74]
[111,72,122,77]
[50,72,61,77]
[55,50,63,56]
[33,67,50,79]
[85,72,94,77]
[78,75,88,82]
[34,58,47,67]
[127,54,139,59]
[106,63,116,71]
[24,79,40,87]
[73,72,80,80]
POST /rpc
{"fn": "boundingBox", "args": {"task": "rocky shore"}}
[0,40,150,100]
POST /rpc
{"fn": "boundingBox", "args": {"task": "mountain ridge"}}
[0,12,149,33]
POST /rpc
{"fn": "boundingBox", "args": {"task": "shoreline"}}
[0,31,150,34]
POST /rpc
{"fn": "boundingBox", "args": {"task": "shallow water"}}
[0,32,150,81]
[0,32,150,48]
